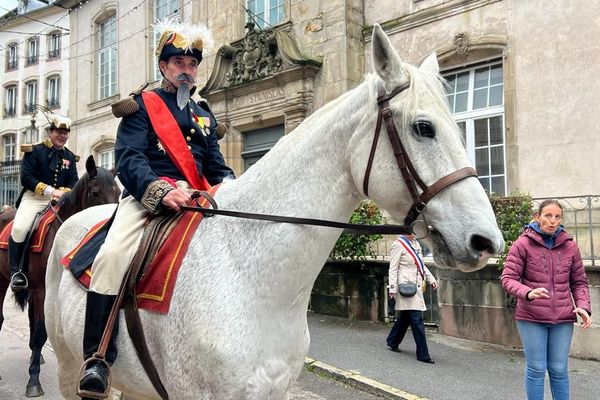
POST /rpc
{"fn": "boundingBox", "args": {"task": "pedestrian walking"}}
[386,234,438,364]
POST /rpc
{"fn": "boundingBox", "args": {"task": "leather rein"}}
[183,80,477,236]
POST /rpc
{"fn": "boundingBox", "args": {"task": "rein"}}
[182,80,476,237]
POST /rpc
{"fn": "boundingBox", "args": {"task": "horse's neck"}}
[209,80,375,309]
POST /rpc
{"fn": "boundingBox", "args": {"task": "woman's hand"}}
[574,308,592,329]
[527,287,549,300]
[431,281,438,290]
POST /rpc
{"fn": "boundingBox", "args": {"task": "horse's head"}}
[58,156,121,213]
[351,25,504,272]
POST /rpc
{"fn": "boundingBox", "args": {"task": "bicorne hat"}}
[48,114,71,131]
[155,19,213,64]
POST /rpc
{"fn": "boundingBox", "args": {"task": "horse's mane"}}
[57,167,115,211]
[290,63,454,143]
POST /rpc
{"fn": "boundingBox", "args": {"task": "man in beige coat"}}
[386,234,437,363]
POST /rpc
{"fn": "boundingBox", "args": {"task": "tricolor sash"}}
[141,91,210,191]
[397,236,426,279]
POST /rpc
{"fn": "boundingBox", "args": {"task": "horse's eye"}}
[413,121,435,139]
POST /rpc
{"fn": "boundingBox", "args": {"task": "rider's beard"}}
[176,73,196,110]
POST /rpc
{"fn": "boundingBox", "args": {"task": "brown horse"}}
[0,156,120,397]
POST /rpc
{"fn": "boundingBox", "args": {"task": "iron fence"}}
[365,194,600,267]
[0,160,20,207]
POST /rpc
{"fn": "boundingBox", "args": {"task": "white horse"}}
[46,25,504,399]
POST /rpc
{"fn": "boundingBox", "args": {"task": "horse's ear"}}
[371,24,406,85]
[419,52,439,74]
[85,155,97,179]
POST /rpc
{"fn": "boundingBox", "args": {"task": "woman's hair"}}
[537,199,563,215]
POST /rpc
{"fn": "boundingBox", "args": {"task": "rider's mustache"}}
[176,73,196,85]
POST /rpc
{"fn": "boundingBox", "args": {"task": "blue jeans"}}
[517,320,574,400]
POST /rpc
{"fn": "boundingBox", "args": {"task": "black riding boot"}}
[78,291,119,399]
[8,237,28,291]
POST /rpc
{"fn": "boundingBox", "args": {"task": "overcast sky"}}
[1,0,19,16]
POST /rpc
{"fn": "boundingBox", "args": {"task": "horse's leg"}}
[25,290,46,397]
[0,268,8,332]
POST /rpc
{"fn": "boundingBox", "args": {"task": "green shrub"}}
[490,193,534,271]
[329,200,383,260]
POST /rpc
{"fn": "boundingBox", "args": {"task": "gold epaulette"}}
[20,143,33,153]
[43,138,53,148]
[111,82,149,118]
[216,122,228,140]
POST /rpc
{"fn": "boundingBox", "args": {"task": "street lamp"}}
[24,104,53,144]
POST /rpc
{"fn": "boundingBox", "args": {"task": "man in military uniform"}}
[9,115,78,291]
[78,21,234,398]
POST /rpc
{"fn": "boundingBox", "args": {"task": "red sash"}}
[141,91,210,191]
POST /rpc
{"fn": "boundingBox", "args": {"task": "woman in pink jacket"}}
[501,200,592,400]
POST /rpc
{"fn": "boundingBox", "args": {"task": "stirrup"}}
[10,272,28,291]
[77,354,111,399]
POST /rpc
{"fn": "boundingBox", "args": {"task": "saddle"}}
[0,204,58,254]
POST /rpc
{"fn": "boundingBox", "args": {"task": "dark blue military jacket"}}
[115,88,234,203]
[20,138,79,196]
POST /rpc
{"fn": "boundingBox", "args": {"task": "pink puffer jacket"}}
[501,227,591,324]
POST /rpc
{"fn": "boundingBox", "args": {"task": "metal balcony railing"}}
[3,107,16,118]
[26,55,38,65]
[6,60,18,70]
[23,103,37,114]
[532,195,600,266]
[0,159,20,176]
[48,49,60,59]
[46,98,60,109]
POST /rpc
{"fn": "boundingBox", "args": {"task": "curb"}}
[304,357,429,400]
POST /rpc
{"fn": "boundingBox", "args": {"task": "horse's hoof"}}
[25,384,44,397]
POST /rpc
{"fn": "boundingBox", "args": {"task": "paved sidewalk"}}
[306,312,600,400]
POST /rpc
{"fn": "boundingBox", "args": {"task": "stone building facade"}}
[55,0,599,199]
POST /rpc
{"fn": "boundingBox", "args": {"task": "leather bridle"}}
[362,81,477,229]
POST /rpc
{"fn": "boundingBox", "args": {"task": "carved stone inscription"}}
[232,87,286,108]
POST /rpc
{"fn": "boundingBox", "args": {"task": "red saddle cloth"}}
[0,208,57,253]
[60,186,218,314]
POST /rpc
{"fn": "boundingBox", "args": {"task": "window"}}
[6,43,18,71]
[24,81,38,113]
[3,134,16,162]
[246,0,285,28]
[152,0,180,81]
[444,60,505,195]
[48,31,61,59]
[26,36,39,65]
[4,86,17,118]
[47,76,60,108]
[98,148,115,170]
[97,15,117,99]
[241,125,283,171]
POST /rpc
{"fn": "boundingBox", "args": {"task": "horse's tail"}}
[13,289,29,311]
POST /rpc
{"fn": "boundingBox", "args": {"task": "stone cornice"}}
[363,0,503,41]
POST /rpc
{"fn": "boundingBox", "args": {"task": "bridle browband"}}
[362,81,477,227]
[181,80,478,237]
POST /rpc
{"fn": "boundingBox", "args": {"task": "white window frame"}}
[246,0,285,28]
[26,37,39,65]
[47,76,60,108]
[152,0,180,82]
[97,15,118,100]
[98,148,115,170]
[6,43,18,70]
[5,86,17,117]
[443,59,506,195]
[48,32,61,59]
[25,81,38,113]
[3,134,16,162]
